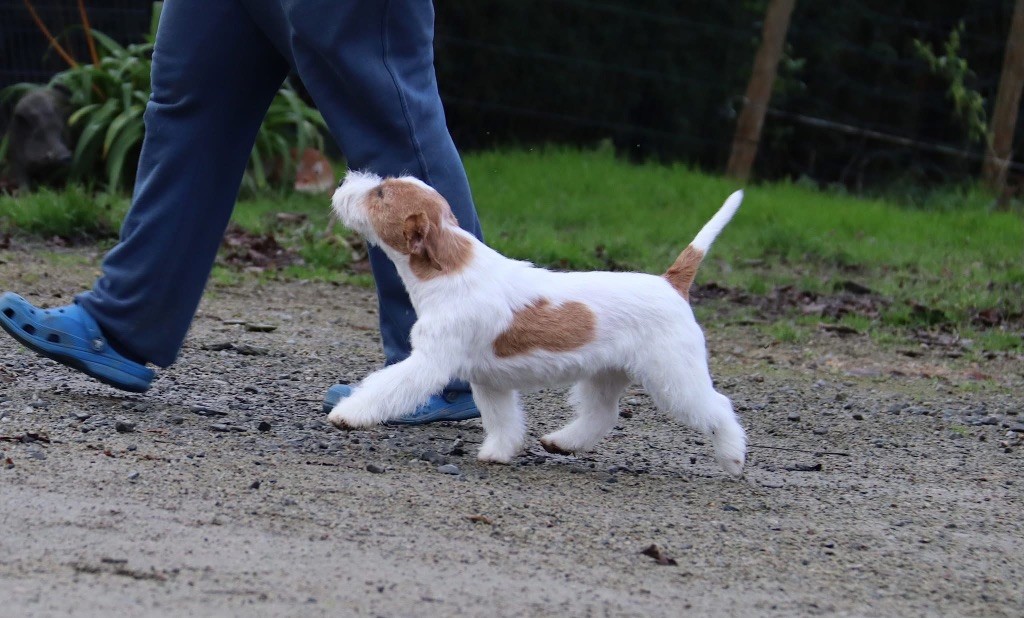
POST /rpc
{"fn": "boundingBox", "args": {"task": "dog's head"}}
[332,171,472,279]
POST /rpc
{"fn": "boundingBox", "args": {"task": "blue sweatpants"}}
[76,0,483,379]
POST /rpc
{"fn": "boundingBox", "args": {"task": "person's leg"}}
[258,0,483,370]
[244,0,483,421]
[75,0,289,368]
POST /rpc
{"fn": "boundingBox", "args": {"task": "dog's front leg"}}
[472,383,525,464]
[327,352,450,429]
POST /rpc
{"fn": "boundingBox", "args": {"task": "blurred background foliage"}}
[1,1,326,193]
[0,0,1019,196]
[431,0,1015,196]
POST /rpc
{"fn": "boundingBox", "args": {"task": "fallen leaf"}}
[641,544,678,566]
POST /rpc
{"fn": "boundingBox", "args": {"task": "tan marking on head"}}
[493,299,597,358]
[664,245,705,300]
[366,179,473,280]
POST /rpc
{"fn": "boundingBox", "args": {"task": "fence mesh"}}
[1,0,1017,189]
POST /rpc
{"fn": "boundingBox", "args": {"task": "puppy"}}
[328,171,747,477]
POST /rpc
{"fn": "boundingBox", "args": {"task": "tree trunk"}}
[983,0,1024,210]
[726,0,797,182]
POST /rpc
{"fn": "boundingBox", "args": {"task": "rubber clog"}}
[322,383,480,424]
[0,292,153,392]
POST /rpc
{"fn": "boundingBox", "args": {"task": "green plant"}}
[2,1,327,194]
[913,22,988,144]
[54,25,156,191]
[243,79,329,194]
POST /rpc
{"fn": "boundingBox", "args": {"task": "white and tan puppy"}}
[328,171,747,477]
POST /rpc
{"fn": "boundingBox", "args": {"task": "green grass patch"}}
[464,148,1023,336]
[2,148,1021,345]
[0,186,129,240]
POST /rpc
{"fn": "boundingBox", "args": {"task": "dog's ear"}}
[403,212,443,270]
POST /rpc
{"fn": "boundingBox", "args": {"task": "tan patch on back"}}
[493,299,597,358]
[664,245,705,300]
[367,179,473,279]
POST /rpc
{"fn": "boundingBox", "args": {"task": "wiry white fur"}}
[692,190,743,253]
[327,171,748,477]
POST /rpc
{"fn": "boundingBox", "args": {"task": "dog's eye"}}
[375,187,384,199]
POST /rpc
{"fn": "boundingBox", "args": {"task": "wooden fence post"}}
[983,0,1024,210]
[726,0,796,182]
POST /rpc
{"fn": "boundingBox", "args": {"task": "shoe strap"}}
[69,303,108,352]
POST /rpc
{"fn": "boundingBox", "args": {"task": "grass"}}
[2,147,1021,346]
[464,149,1022,332]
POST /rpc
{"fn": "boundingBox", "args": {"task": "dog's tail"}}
[664,190,743,301]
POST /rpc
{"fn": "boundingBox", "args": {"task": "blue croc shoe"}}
[322,383,480,424]
[0,292,154,393]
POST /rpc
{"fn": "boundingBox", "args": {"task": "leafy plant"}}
[54,27,153,191]
[913,22,988,144]
[243,77,328,194]
[2,1,327,194]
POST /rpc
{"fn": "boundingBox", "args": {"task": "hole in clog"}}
[47,334,60,343]
[2,308,13,318]
[23,324,36,335]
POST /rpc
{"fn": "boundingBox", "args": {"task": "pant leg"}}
[246,0,483,374]
[77,0,290,367]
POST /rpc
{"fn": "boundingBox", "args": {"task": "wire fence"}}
[433,0,1017,189]
[1,0,1017,190]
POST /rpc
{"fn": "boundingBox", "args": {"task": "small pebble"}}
[257,421,272,432]
[127,471,140,480]
[250,480,261,489]
[419,450,447,465]
[191,406,228,417]
[437,463,461,475]
[245,323,277,332]
[115,420,136,433]
[366,464,385,474]
[787,412,801,422]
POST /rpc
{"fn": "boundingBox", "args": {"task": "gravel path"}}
[1,244,1022,617]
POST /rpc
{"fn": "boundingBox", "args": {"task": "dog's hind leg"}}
[473,384,525,464]
[540,370,630,455]
[639,352,746,477]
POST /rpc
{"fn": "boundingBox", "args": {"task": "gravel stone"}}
[3,247,1023,617]
[437,464,461,475]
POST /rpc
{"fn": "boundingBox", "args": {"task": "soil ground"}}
[1,244,1022,617]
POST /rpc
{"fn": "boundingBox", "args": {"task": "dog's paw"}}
[327,406,377,431]
[538,436,574,456]
[477,437,520,464]
[711,421,747,478]
[716,454,745,479]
